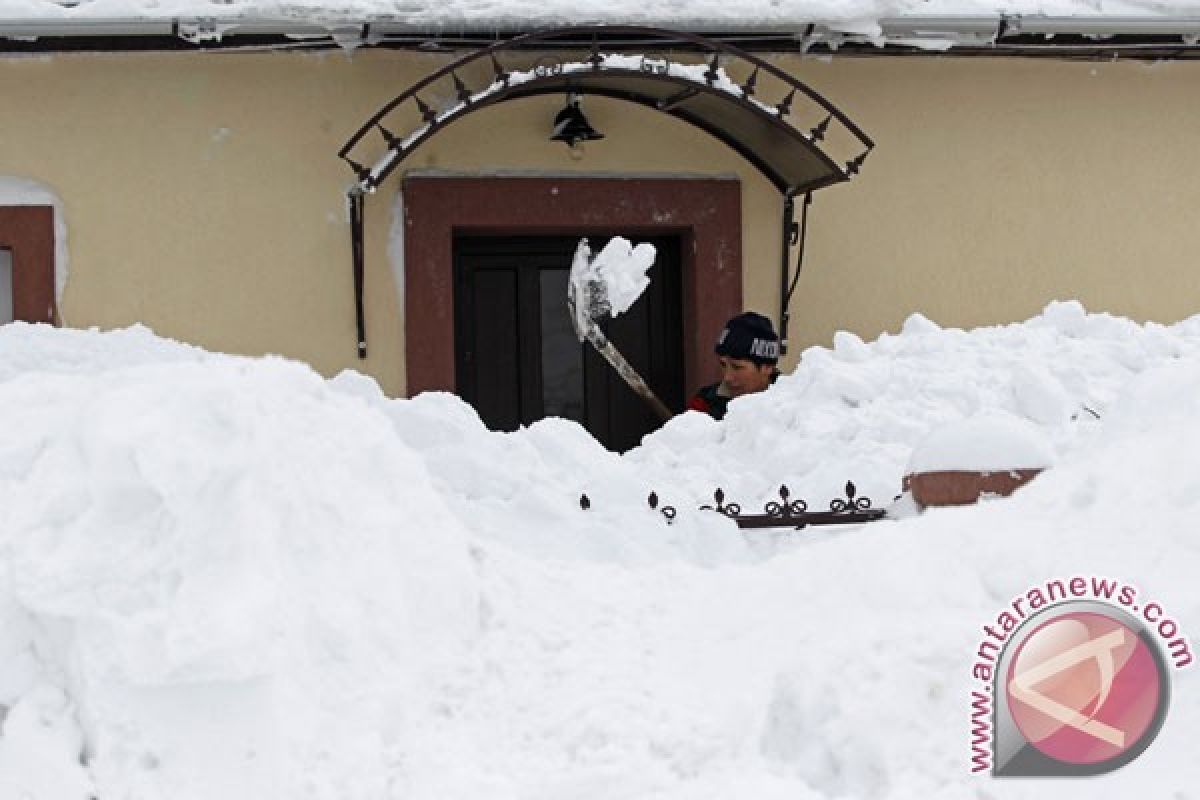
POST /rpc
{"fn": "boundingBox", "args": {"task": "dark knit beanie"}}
[715,312,780,365]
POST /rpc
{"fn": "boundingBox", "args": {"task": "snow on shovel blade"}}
[567,236,656,340]
[567,237,673,423]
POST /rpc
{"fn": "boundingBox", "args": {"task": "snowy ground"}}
[0,303,1196,799]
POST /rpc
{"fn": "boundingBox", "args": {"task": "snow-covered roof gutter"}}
[4,16,1200,51]
[881,14,1200,36]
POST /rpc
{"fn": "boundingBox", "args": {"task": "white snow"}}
[0,300,1198,799]
[0,685,94,800]
[905,410,1055,473]
[568,235,656,338]
[1010,362,1074,426]
[583,237,656,317]
[0,0,1199,31]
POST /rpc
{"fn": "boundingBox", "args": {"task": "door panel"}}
[466,267,521,430]
[454,235,683,451]
[539,268,585,421]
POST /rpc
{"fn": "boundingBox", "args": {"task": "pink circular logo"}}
[1005,611,1163,765]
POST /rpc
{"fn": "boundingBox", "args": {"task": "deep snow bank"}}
[0,334,479,799]
[0,304,1196,799]
[630,300,1200,511]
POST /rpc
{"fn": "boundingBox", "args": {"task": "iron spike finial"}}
[490,54,510,86]
[342,156,371,182]
[587,41,604,69]
[414,96,438,125]
[452,72,472,105]
[704,53,721,85]
[776,88,796,117]
[810,114,832,142]
[376,123,401,149]
[740,67,759,98]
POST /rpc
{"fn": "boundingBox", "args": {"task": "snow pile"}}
[906,411,1055,474]
[0,303,1197,799]
[0,333,479,799]
[630,301,1200,511]
[0,686,92,799]
[0,322,203,382]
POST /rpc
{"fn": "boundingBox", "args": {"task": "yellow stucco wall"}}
[775,55,1200,361]
[2,49,1198,396]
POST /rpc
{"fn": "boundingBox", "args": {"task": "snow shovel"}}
[567,238,674,423]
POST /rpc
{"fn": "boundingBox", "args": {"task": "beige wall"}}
[772,55,1200,368]
[2,49,1198,395]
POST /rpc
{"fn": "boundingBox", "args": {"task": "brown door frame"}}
[402,175,741,398]
[0,205,56,324]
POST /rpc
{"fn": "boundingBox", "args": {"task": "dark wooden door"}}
[454,235,683,451]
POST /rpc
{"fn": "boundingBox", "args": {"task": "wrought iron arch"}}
[338,25,874,358]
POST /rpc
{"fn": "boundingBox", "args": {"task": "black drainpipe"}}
[349,191,367,359]
[778,191,812,356]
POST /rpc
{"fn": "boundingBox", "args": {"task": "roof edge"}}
[4,16,1200,53]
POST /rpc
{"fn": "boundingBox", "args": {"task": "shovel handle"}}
[587,331,674,423]
[568,292,673,423]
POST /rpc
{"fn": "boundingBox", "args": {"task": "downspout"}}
[778,193,794,355]
[349,190,367,359]
[778,191,812,356]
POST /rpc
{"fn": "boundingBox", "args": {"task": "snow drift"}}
[0,302,1196,799]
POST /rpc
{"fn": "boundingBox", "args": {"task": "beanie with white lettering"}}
[715,312,780,366]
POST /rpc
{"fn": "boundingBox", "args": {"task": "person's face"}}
[719,356,775,398]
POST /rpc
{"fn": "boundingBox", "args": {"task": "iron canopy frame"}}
[338,25,874,359]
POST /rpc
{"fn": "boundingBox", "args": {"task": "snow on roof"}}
[2,0,1200,43]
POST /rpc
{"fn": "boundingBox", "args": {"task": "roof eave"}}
[3,16,1200,50]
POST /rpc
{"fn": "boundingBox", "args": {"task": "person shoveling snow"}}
[567,236,672,421]
[687,311,782,420]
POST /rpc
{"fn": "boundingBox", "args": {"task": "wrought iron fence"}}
[580,481,889,530]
